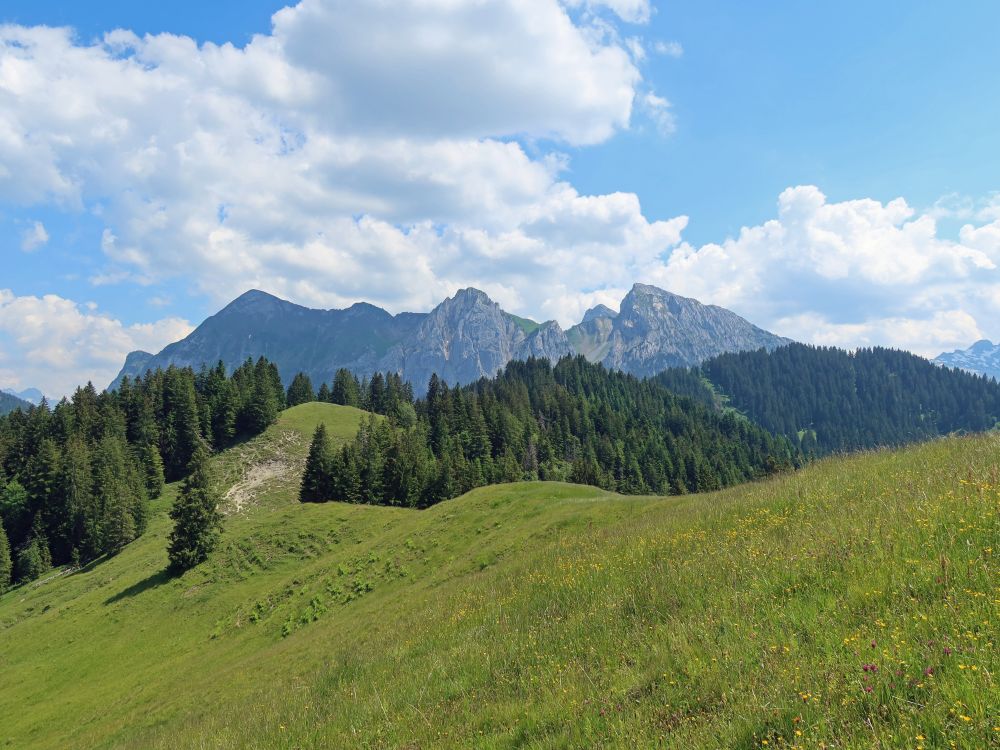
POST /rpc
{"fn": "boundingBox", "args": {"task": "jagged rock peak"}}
[581,304,618,324]
[443,287,495,308]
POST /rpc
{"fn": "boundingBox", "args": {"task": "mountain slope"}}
[375,288,571,391]
[111,285,789,391]
[0,403,994,749]
[657,343,1000,455]
[0,391,30,416]
[592,283,790,376]
[935,339,1000,380]
[2,387,44,406]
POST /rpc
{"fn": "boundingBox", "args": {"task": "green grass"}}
[0,403,996,749]
[506,313,543,335]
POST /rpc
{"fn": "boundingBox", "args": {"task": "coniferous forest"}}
[0,357,285,589]
[655,343,1000,456]
[301,356,796,508]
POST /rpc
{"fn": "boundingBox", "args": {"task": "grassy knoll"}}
[0,403,996,749]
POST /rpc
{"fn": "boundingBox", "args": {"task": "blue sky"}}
[2,0,1000,395]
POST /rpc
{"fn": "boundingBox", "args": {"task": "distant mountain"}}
[110,284,790,391]
[934,340,1000,381]
[0,391,31,416]
[568,284,790,377]
[2,387,45,405]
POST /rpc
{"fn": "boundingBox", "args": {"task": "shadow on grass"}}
[104,568,173,605]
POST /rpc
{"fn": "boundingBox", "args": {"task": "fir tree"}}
[286,372,315,407]
[15,518,52,583]
[300,424,334,502]
[139,441,166,498]
[317,382,332,403]
[0,520,11,591]
[167,444,223,572]
[331,369,362,407]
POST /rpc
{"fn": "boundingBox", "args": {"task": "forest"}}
[0,357,286,589]
[655,344,1000,455]
[300,356,796,508]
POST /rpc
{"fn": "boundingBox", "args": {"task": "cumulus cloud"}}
[651,186,1000,357]
[0,2,676,323]
[0,290,193,397]
[20,220,48,251]
[0,0,998,383]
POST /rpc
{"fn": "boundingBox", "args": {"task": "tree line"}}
[301,356,796,508]
[656,344,1000,456]
[0,357,285,590]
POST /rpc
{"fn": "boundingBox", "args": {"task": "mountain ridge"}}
[111,284,790,390]
[934,339,1000,380]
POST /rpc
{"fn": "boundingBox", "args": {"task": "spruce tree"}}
[300,424,333,502]
[317,382,332,403]
[167,444,223,572]
[286,372,315,407]
[139,441,166,498]
[331,369,361,407]
[0,520,11,592]
[15,518,52,583]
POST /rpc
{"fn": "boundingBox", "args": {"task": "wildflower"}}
[924,667,934,676]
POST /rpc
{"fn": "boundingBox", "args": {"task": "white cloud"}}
[565,0,652,24]
[0,290,192,397]
[0,3,677,326]
[653,40,683,57]
[0,2,998,374]
[639,92,676,135]
[775,310,983,359]
[20,220,48,251]
[650,186,1000,356]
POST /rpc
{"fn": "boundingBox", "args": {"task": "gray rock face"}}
[581,304,617,324]
[515,321,573,362]
[376,288,570,388]
[581,283,790,375]
[934,340,1000,380]
[110,283,791,392]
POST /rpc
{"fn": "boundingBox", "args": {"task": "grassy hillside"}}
[0,403,996,749]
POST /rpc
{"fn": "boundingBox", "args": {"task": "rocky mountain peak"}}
[934,340,1000,381]
[581,304,618,323]
[110,284,792,393]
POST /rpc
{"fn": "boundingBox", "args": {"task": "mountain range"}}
[934,339,1000,381]
[111,283,790,391]
[0,391,32,416]
[1,387,45,405]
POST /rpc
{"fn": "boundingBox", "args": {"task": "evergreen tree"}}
[286,372,315,407]
[317,382,332,403]
[331,369,362,407]
[92,435,142,555]
[139,441,166,498]
[300,424,334,502]
[15,518,52,583]
[167,444,223,572]
[0,520,11,591]
[245,377,280,435]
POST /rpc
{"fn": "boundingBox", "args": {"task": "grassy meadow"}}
[0,403,996,749]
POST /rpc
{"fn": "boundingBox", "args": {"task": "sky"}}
[2,0,1000,397]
